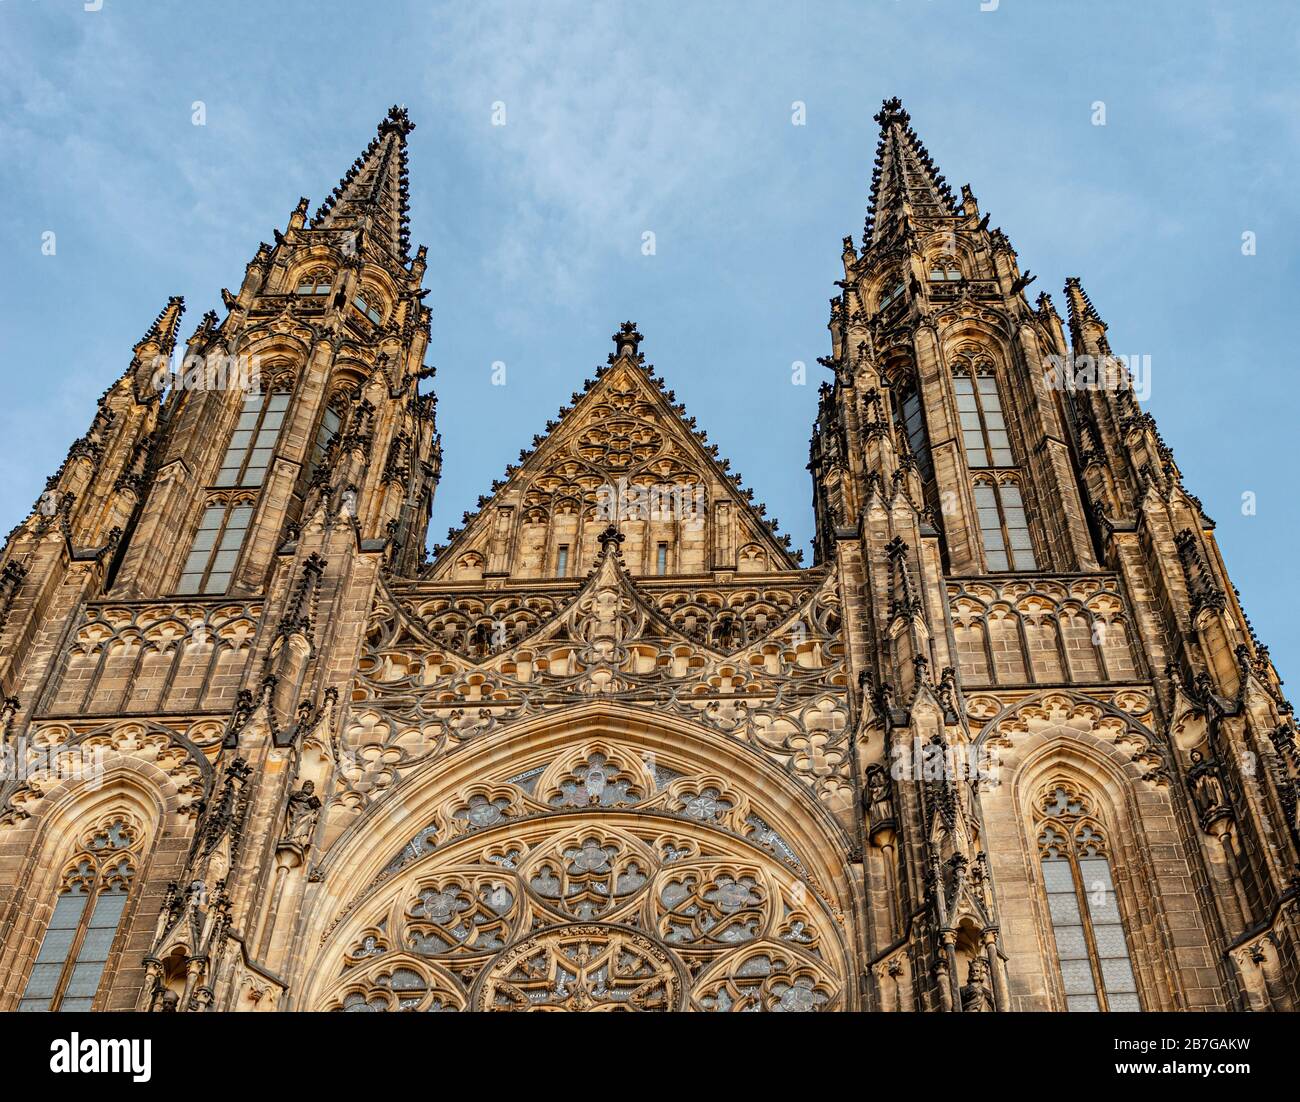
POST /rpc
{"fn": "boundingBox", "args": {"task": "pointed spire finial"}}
[136,295,186,358]
[310,107,416,261]
[1064,277,1110,352]
[1063,276,1103,322]
[1064,276,1107,330]
[597,524,626,555]
[612,321,644,361]
[379,103,416,136]
[287,196,310,232]
[861,98,958,252]
[123,295,185,399]
[873,96,910,128]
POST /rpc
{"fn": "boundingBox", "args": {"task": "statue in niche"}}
[960,956,995,1013]
[864,763,895,826]
[283,780,321,847]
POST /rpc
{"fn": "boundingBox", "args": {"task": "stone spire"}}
[310,105,415,262]
[1063,275,1110,355]
[862,97,959,252]
[133,294,186,361]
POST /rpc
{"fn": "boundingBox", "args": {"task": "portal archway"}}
[300,705,855,1011]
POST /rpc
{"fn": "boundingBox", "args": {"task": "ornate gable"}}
[428,322,799,581]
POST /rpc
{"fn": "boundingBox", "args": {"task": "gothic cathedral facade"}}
[0,101,1295,1013]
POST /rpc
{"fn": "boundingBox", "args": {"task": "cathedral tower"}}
[811,97,1299,1012]
[0,101,1294,1013]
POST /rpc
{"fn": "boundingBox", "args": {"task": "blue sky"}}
[1,1,1297,682]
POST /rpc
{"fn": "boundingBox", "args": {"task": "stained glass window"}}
[1036,785,1140,1012]
[18,818,137,1012]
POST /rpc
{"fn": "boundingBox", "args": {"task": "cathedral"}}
[0,99,1295,1015]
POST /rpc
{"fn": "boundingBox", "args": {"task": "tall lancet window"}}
[954,354,1039,571]
[176,494,255,594]
[1035,783,1140,1012]
[891,378,934,483]
[954,364,1012,467]
[177,381,292,595]
[310,400,344,473]
[973,476,1036,572]
[19,817,140,1012]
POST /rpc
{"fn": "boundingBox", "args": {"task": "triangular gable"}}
[429,324,798,581]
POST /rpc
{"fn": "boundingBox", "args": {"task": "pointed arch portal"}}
[300,704,856,1011]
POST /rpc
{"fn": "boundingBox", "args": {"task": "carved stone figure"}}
[283,781,321,846]
[960,957,994,1013]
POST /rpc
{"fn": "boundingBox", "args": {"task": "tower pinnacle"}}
[310,105,415,261]
[134,295,186,360]
[862,97,959,251]
[611,320,644,361]
[1063,276,1109,352]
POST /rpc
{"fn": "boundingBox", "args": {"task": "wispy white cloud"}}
[418,2,791,301]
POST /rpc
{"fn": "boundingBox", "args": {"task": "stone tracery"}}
[338,553,854,820]
[321,816,843,1013]
[313,734,848,1012]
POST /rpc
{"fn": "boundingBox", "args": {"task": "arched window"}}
[878,279,905,312]
[928,254,962,281]
[295,269,333,296]
[353,289,384,325]
[973,477,1036,571]
[1035,783,1140,1012]
[954,364,1012,467]
[19,817,139,1012]
[215,385,291,488]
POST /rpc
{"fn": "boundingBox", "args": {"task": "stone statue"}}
[865,764,895,824]
[284,780,321,846]
[960,956,995,1013]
